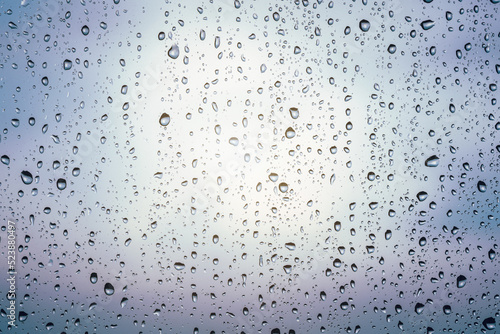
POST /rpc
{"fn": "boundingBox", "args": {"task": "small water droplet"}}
[81,25,89,35]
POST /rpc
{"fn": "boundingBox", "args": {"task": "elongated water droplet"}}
[425,155,439,167]
[421,20,435,30]
[56,178,66,190]
[477,181,487,192]
[456,275,466,288]
[90,273,98,284]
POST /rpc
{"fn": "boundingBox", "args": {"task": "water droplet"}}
[18,311,28,322]
[214,124,221,135]
[283,265,292,274]
[359,19,370,32]
[100,22,107,29]
[483,317,496,330]
[289,107,299,119]
[168,45,180,59]
[279,182,288,192]
[456,275,466,288]
[424,155,439,167]
[21,171,33,185]
[488,249,496,260]
[90,273,98,284]
[158,32,165,40]
[63,59,72,70]
[174,262,185,270]
[104,283,114,295]
[421,20,435,30]
[385,230,392,240]
[294,46,301,54]
[229,137,239,146]
[388,44,397,54]
[417,191,428,201]
[415,303,425,315]
[269,173,279,182]
[285,242,296,250]
[41,77,49,86]
[56,178,67,190]
[285,127,296,139]
[443,305,452,315]
[120,297,128,308]
[477,181,487,192]
[81,25,89,35]
[1,155,10,165]
[159,113,171,126]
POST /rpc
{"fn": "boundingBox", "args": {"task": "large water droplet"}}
[456,275,466,288]
[359,19,370,32]
[424,155,439,167]
[388,44,397,54]
[104,283,114,295]
[81,25,89,35]
[90,272,98,284]
[477,181,487,192]
[417,191,428,201]
[285,127,296,139]
[159,113,171,126]
[269,173,279,182]
[289,107,299,119]
[56,178,66,190]
[1,155,10,165]
[174,262,185,270]
[415,303,425,315]
[279,182,288,192]
[229,137,239,146]
[63,59,72,70]
[21,171,33,185]
[421,20,435,30]
[483,317,496,330]
[168,45,180,59]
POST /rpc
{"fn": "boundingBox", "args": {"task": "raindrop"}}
[90,273,98,284]
[56,178,66,190]
[1,155,10,165]
[168,45,180,59]
[477,181,487,192]
[174,262,185,270]
[63,59,72,70]
[285,127,296,139]
[456,275,466,288]
[359,19,370,32]
[104,283,114,295]
[388,44,397,54]
[21,171,33,185]
[279,183,288,192]
[159,113,171,126]
[424,155,439,167]
[81,25,89,35]
[229,137,239,146]
[421,20,435,30]
[289,107,299,119]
